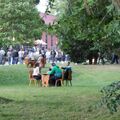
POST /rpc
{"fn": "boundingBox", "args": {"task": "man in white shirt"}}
[18,49,24,64]
[46,49,51,63]
[0,48,5,64]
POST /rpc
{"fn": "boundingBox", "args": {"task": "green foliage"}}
[35,0,39,5]
[47,0,120,62]
[99,81,120,114]
[49,0,68,18]
[0,0,45,46]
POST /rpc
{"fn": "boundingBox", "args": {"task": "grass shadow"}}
[0,97,14,104]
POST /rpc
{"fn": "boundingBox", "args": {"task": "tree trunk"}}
[83,0,91,15]
[112,0,120,10]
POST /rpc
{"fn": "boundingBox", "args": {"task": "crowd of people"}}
[0,45,72,87]
[0,46,70,65]
[26,49,72,86]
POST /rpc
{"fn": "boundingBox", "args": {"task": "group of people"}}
[0,46,70,65]
[0,45,71,87]
[28,58,72,86]
[87,51,119,65]
[27,53,46,86]
[0,47,26,65]
[47,61,72,86]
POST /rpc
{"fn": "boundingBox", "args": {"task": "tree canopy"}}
[0,0,44,47]
[48,0,120,62]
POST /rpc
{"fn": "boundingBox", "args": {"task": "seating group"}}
[26,58,72,87]
[28,69,72,87]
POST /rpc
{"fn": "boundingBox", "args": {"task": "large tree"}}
[48,0,120,63]
[0,0,44,47]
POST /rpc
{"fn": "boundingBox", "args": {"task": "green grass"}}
[0,64,120,120]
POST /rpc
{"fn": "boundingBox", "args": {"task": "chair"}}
[63,69,72,86]
[28,68,36,86]
[55,73,64,87]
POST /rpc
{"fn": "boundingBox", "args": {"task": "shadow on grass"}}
[0,97,14,104]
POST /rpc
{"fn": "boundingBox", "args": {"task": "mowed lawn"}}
[0,64,120,120]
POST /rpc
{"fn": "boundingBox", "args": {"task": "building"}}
[40,13,58,50]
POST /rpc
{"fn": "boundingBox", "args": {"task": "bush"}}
[99,81,120,114]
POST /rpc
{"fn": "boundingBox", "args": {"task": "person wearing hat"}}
[48,63,62,86]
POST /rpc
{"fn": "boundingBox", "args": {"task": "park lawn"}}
[0,64,120,120]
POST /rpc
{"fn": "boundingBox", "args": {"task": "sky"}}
[36,0,48,13]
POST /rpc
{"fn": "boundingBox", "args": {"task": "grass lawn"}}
[0,63,120,120]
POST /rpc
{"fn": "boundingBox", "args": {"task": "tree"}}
[112,0,120,11]
[48,0,120,63]
[0,0,45,47]
[48,0,68,18]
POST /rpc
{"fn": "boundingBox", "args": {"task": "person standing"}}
[0,48,5,64]
[50,50,56,62]
[18,49,24,64]
[12,49,18,64]
[111,52,119,64]
[7,49,12,65]
[0,50,2,64]
[46,49,51,63]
